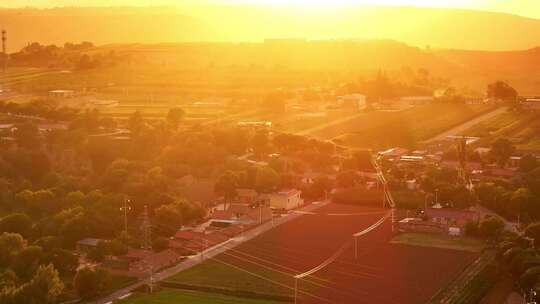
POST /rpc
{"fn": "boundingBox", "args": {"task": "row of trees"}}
[9,42,124,70]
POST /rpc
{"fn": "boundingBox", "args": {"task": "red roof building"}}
[425,208,479,228]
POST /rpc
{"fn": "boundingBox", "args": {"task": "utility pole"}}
[259,201,263,225]
[120,199,132,234]
[141,205,153,293]
[294,277,299,304]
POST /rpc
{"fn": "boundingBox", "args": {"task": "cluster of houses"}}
[379,142,532,190]
[381,139,538,236]
[74,187,306,278]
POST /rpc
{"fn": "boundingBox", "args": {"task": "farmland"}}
[163,203,478,304]
[311,103,494,149]
[391,232,485,253]
[117,289,283,304]
[461,110,540,151]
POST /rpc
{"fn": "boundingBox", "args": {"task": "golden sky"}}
[2,0,540,19]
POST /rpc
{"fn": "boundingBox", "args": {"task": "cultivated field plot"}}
[462,111,540,150]
[117,289,283,304]
[310,104,493,148]
[391,232,485,253]
[165,203,478,304]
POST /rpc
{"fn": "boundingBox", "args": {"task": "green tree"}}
[490,138,515,168]
[13,264,64,304]
[310,175,333,200]
[166,107,185,130]
[0,213,32,237]
[128,110,145,136]
[214,171,239,209]
[252,129,270,157]
[152,237,169,252]
[0,233,26,268]
[13,122,41,149]
[73,267,110,300]
[337,170,358,188]
[520,154,539,172]
[487,81,518,101]
[478,216,504,241]
[255,166,281,193]
[11,246,44,280]
[525,223,540,247]
[154,203,183,232]
[44,249,78,276]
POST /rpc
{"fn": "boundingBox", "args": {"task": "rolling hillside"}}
[0,5,540,51]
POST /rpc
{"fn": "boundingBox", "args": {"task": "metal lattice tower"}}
[141,205,154,292]
[1,30,6,73]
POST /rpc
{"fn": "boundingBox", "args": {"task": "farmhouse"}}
[398,218,444,234]
[521,98,540,110]
[425,207,479,234]
[268,189,303,210]
[49,90,75,98]
[76,238,105,253]
[236,188,259,204]
[91,99,119,108]
[400,96,435,105]
[379,147,409,160]
[129,249,182,278]
[440,160,483,172]
[337,94,367,111]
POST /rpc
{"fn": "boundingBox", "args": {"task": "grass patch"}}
[117,289,285,304]
[106,274,138,295]
[393,190,426,210]
[391,232,485,253]
[164,260,291,296]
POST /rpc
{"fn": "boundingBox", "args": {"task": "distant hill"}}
[434,48,540,94]
[0,5,540,51]
[92,40,540,94]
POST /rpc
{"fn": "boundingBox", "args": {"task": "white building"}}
[268,189,304,210]
[49,90,75,98]
[522,99,540,110]
[400,96,434,105]
[337,94,366,111]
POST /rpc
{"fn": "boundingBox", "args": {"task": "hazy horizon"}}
[1,0,540,20]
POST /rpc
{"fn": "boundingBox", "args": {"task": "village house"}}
[76,238,106,253]
[521,98,540,110]
[425,207,480,235]
[268,189,304,210]
[379,147,409,160]
[236,188,259,204]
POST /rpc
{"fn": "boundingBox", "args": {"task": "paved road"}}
[422,107,507,143]
[91,201,329,304]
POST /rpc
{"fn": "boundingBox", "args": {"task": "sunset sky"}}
[2,0,540,19]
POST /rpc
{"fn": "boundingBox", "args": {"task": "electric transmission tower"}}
[141,205,154,293]
[1,30,6,74]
